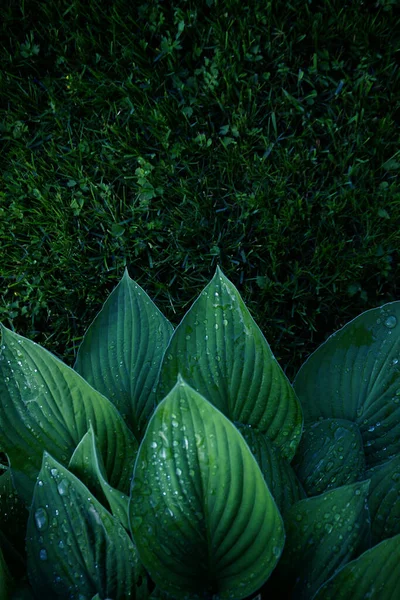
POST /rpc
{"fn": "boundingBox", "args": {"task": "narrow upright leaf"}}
[156,266,302,461]
[130,376,284,600]
[313,534,400,600]
[74,269,174,439]
[0,327,138,503]
[68,425,130,530]
[293,302,400,467]
[27,453,146,600]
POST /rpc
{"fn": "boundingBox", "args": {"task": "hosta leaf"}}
[27,452,146,600]
[0,327,138,504]
[236,424,305,515]
[313,533,400,600]
[293,302,400,467]
[130,375,284,600]
[74,269,173,439]
[366,454,400,544]
[293,419,365,496]
[274,481,370,600]
[68,424,129,530]
[156,266,302,461]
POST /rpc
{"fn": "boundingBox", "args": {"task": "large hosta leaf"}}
[130,376,284,600]
[366,454,400,544]
[74,269,173,439]
[313,533,400,599]
[293,419,365,496]
[236,424,305,515]
[68,424,129,530]
[273,481,370,600]
[27,452,147,600]
[293,302,400,467]
[0,327,138,503]
[156,266,302,461]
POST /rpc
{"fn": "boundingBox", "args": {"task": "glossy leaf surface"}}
[236,424,305,514]
[130,376,284,599]
[313,533,400,599]
[74,269,173,439]
[68,425,130,530]
[27,453,145,600]
[156,266,302,461]
[293,419,365,496]
[293,303,400,467]
[275,481,371,600]
[0,327,138,503]
[366,454,400,544]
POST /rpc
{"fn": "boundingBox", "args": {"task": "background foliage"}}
[1,0,399,381]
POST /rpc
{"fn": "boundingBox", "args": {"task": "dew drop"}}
[39,548,48,561]
[57,479,69,496]
[384,316,397,329]
[35,508,49,531]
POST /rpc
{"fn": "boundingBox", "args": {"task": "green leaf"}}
[130,375,284,600]
[0,327,138,503]
[313,533,400,600]
[235,424,305,515]
[366,454,400,544]
[274,481,371,600]
[68,424,130,530]
[74,268,174,439]
[293,302,400,467]
[292,419,365,496]
[156,266,302,461]
[27,452,146,600]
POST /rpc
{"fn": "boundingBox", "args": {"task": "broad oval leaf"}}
[130,376,284,600]
[27,452,146,600]
[156,266,302,460]
[313,533,400,600]
[366,454,400,544]
[74,269,173,439]
[292,419,365,496]
[69,424,130,530]
[293,302,400,467]
[273,481,371,600]
[0,327,138,503]
[236,424,305,515]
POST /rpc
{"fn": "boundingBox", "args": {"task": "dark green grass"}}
[1,0,399,382]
